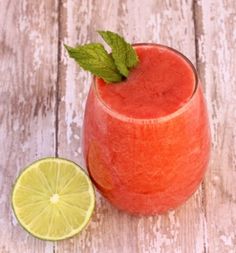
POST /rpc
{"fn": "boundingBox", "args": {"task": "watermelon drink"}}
[82,44,211,215]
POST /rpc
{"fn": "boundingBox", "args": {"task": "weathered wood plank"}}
[56,0,206,252]
[0,0,58,252]
[194,0,236,252]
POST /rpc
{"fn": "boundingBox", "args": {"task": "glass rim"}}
[92,43,199,124]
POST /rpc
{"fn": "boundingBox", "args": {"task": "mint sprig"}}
[64,31,139,83]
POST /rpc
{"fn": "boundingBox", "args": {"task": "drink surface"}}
[96,45,195,119]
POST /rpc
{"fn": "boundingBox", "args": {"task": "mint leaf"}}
[64,43,123,83]
[98,31,138,77]
[64,31,139,84]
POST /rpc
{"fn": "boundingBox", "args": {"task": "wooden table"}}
[1,0,235,252]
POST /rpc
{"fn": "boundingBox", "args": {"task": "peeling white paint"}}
[199,1,236,253]
[220,234,233,247]
[1,0,234,252]
[63,0,93,145]
[29,31,43,70]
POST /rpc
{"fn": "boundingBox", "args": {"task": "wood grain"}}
[194,0,236,252]
[0,0,58,252]
[1,0,236,252]
[56,1,206,252]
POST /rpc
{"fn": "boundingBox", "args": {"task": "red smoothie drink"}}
[83,44,211,215]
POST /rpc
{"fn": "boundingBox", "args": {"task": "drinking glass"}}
[82,44,211,215]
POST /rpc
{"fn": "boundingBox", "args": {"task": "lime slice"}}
[12,157,95,241]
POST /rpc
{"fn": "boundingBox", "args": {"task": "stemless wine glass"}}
[82,44,211,215]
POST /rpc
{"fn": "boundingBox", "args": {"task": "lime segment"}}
[12,158,95,241]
